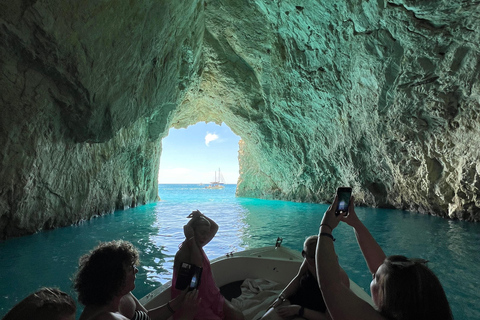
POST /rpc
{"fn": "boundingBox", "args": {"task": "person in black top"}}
[260,235,349,320]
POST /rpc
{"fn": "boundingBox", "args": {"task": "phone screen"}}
[190,275,198,289]
[336,187,352,216]
[175,262,202,291]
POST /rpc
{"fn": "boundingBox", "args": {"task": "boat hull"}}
[140,246,373,310]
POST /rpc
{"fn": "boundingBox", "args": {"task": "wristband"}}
[320,232,336,241]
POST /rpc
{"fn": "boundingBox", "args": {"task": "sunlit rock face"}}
[190,0,480,221]
[1,0,479,238]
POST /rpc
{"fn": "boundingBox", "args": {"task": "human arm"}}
[316,195,385,320]
[178,233,203,267]
[186,210,219,246]
[276,304,329,320]
[267,260,306,309]
[176,290,200,320]
[341,197,386,274]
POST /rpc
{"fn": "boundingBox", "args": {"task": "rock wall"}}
[1,0,479,238]
[189,0,480,221]
[0,0,205,238]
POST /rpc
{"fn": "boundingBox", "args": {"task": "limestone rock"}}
[1,0,479,238]
[0,1,205,238]
[193,0,480,222]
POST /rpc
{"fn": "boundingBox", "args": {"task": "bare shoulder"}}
[119,293,136,319]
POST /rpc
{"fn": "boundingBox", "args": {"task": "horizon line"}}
[158,183,237,185]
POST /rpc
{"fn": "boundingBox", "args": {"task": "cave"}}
[1,0,480,239]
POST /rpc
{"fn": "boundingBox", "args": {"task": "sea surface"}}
[0,184,479,319]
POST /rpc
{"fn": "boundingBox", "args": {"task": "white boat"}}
[139,240,373,319]
[205,168,225,189]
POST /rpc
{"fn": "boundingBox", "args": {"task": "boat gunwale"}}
[140,246,373,309]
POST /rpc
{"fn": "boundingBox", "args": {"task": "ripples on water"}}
[0,184,479,320]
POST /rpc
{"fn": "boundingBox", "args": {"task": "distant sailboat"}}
[205,168,225,189]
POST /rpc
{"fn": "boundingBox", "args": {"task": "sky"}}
[158,122,241,184]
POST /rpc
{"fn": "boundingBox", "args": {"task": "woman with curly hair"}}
[74,240,198,320]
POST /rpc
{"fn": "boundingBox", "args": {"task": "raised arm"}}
[186,210,218,246]
[316,196,384,320]
[341,197,386,274]
[175,228,203,269]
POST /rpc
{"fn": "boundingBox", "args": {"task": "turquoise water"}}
[0,184,479,319]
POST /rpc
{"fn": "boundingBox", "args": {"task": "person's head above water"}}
[2,287,76,320]
[371,255,453,320]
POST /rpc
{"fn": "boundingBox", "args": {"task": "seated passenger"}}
[172,210,244,320]
[74,240,198,320]
[316,194,453,320]
[1,287,76,320]
[260,235,349,320]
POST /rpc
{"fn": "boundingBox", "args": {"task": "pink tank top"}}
[172,249,225,320]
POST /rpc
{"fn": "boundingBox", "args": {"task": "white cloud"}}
[205,132,219,146]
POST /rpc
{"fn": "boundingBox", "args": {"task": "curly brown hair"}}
[73,240,139,306]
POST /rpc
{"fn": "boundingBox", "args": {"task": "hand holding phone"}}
[335,187,352,216]
[175,262,203,291]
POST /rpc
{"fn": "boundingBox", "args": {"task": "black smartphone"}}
[335,187,352,216]
[175,262,202,291]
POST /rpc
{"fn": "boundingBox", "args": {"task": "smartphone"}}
[335,187,352,216]
[189,274,199,289]
[175,262,202,291]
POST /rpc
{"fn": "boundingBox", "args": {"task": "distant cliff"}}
[1,0,479,238]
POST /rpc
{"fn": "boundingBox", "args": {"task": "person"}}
[74,240,199,320]
[172,210,244,320]
[315,194,454,320]
[261,235,349,320]
[1,287,76,320]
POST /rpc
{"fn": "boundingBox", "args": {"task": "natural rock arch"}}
[1,0,479,238]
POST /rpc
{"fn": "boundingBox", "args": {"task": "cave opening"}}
[158,122,241,185]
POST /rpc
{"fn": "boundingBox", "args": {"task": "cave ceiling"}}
[1,0,480,238]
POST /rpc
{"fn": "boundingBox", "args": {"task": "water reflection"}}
[0,185,479,320]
